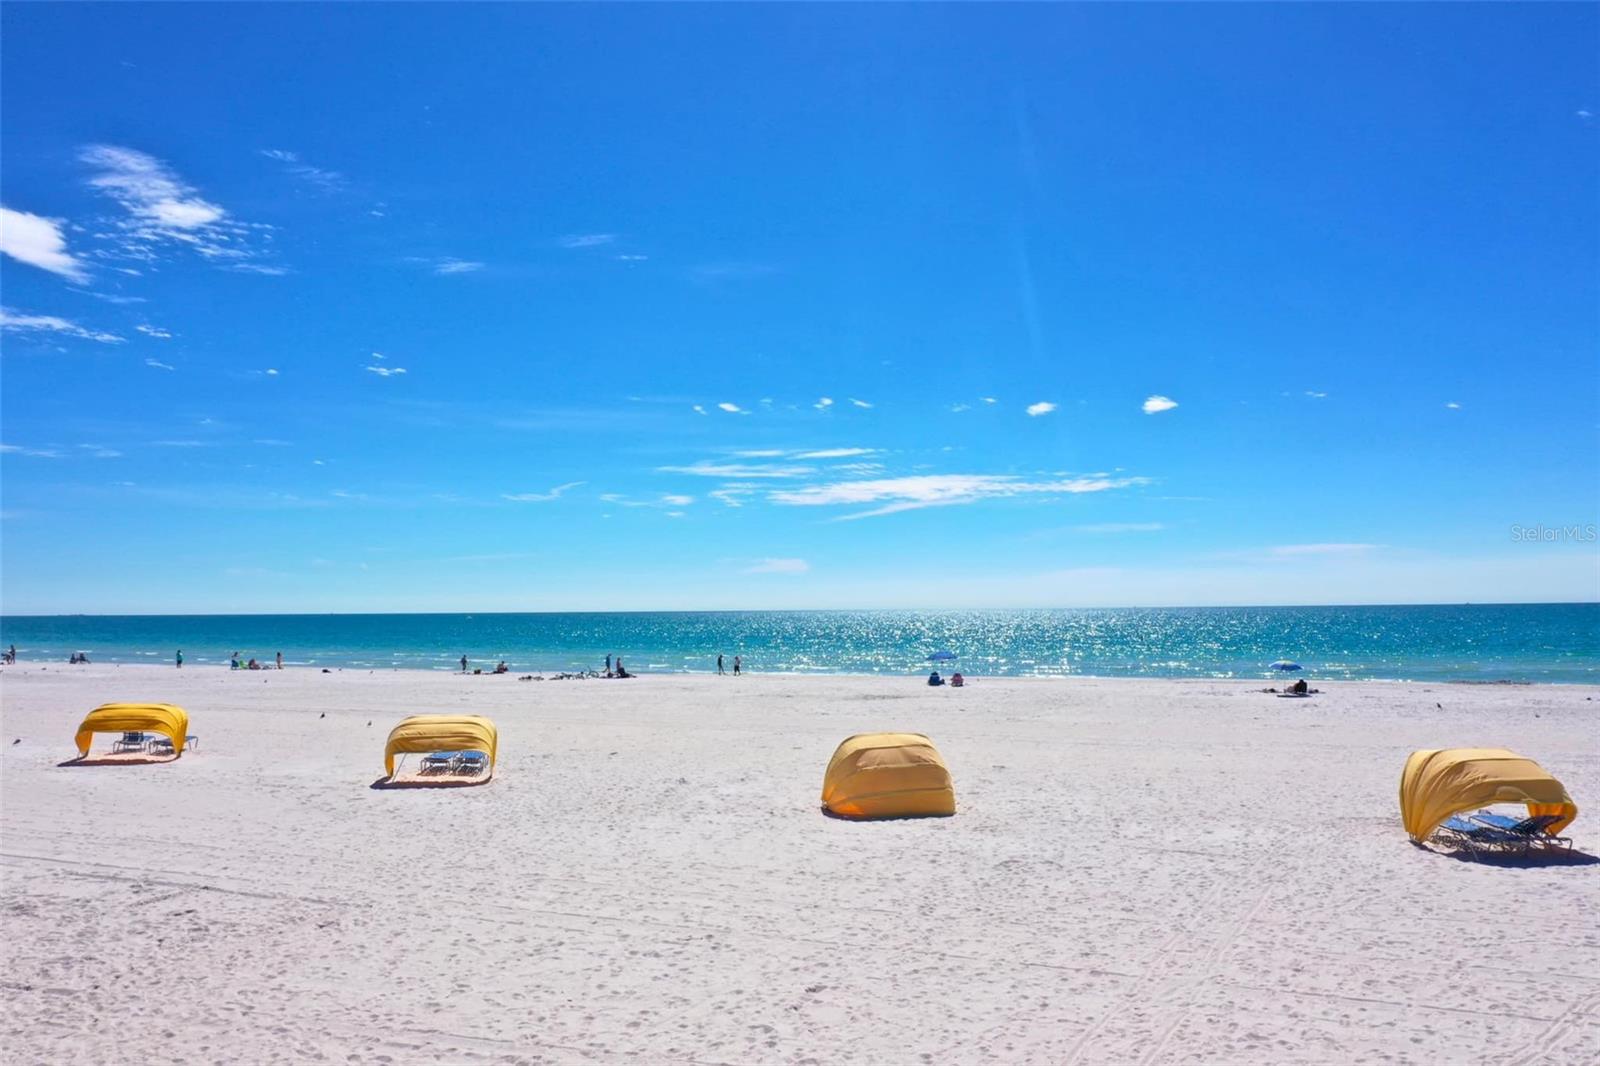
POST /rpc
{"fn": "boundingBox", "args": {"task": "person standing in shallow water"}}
[717,654,724,675]
[733,655,741,676]
[276,651,282,670]
[176,649,183,669]
[460,654,468,673]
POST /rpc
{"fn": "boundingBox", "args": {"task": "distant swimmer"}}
[460,655,468,673]
[176,649,183,669]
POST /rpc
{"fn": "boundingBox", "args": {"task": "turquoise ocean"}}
[1,605,1596,682]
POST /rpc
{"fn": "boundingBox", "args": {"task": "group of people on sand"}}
[715,654,742,676]
[231,651,283,671]
[603,654,630,678]
[2,644,15,665]
[68,651,91,665]
[927,670,965,687]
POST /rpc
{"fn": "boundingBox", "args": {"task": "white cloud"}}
[982,397,998,405]
[371,351,385,360]
[793,447,875,460]
[79,144,271,268]
[365,365,408,377]
[560,234,616,248]
[134,324,173,339]
[849,398,873,409]
[660,494,695,506]
[771,473,1148,520]
[259,148,345,190]
[264,368,279,376]
[93,293,146,305]
[664,511,686,518]
[710,486,757,507]
[717,402,745,414]
[1445,401,1461,410]
[434,258,484,275]
[814,397,833,410]
[0,308,123,343]
[1304,390,1328,399]
[744,557,809,575]
[616,254,648,262]
[0,443,64,458]
[1026,401,1056,417]
[1270,543,1378,557]
[657,460,815,479]
[77,444,122,459]
[1142,395,1178,415]
[692,404,708,415]
[950,403,971,413]
[502,481,586,502]
[733,449,788,458]
[1073,522,1164,534]
[0,206,89,281]
[144,358,175,371]
[1579,109,1595,120]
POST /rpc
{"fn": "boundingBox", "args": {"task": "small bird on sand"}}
[319,712,326,719]
[11,738,19,745]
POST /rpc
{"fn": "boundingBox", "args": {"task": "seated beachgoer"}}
[247,658,260,670]
[950,672,965,687]
[1290,678,1308,694]
[494,661,508,674]
[928,671,945,686]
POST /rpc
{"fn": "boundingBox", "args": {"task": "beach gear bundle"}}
[1399,748,1577,843]
[821,732,955,819]
[383,714,498,777]
[74,703,191,758]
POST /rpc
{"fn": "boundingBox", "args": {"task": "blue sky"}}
[2,4,1596,613]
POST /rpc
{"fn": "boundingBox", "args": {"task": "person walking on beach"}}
[605,653,612,675]
[717,653,724,675]
[460,654,468,673]
[276,651,283,670]
[733,654,741,676]
[176,649,183,669]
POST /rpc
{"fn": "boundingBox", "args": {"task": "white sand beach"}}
[2,664,1596,1065]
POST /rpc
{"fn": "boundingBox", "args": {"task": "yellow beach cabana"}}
[383,714,498,777]
[1400,748,1578,843]
[74,703,190,758]
[821,732,955,819]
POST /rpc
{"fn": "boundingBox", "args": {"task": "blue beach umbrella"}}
[1269,660,1302,672]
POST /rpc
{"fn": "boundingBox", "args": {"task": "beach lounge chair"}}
[455,750,489,775]
[420,751,457,774]
[112,731,148,754]
[1471,812,1572,850]
[1437,815,1524,856]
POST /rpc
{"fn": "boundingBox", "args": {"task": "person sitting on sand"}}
[1290,678,1308,695]
[494,661,508,674]
[247,658,260,670]
[928,670,945,686]
[950,672,964,687]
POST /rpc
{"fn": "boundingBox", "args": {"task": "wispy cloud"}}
[950,403,971,413]
[771,473,1147,520]
[1445,401,1461,410]
[145,358,175,371]
[709,485,758,507]
[0,443,65,458]
[135,324,173,339]
[744,557,809,575]
[690,262,777,283]
[793,447,875,460]
[660,494,695,506]
[657,460,815,479]
[692,404,708,415]
[79,144,272,268]
[434,258,484,275]
[0,308,123,343]
[1270,543,1378,557]
[1304,390,1328,399]
[616,254,648,262]
[1142,395,1179,414]
[982,397,998,405]
[365,365,408,378]
[77,443,122,459]
[0,206,89,281]
[849,398,873,409]
[1026,401,1056,417]
[814,397,833,411]
[560,233,616,248]
[259,148,346,191]
[502,481,586,502]
[717,402,746,414]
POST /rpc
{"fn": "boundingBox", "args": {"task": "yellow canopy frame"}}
[74,703,190,757]
[384,714,498,776]
[821,732,955,819]
[1400,748,1577,842]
